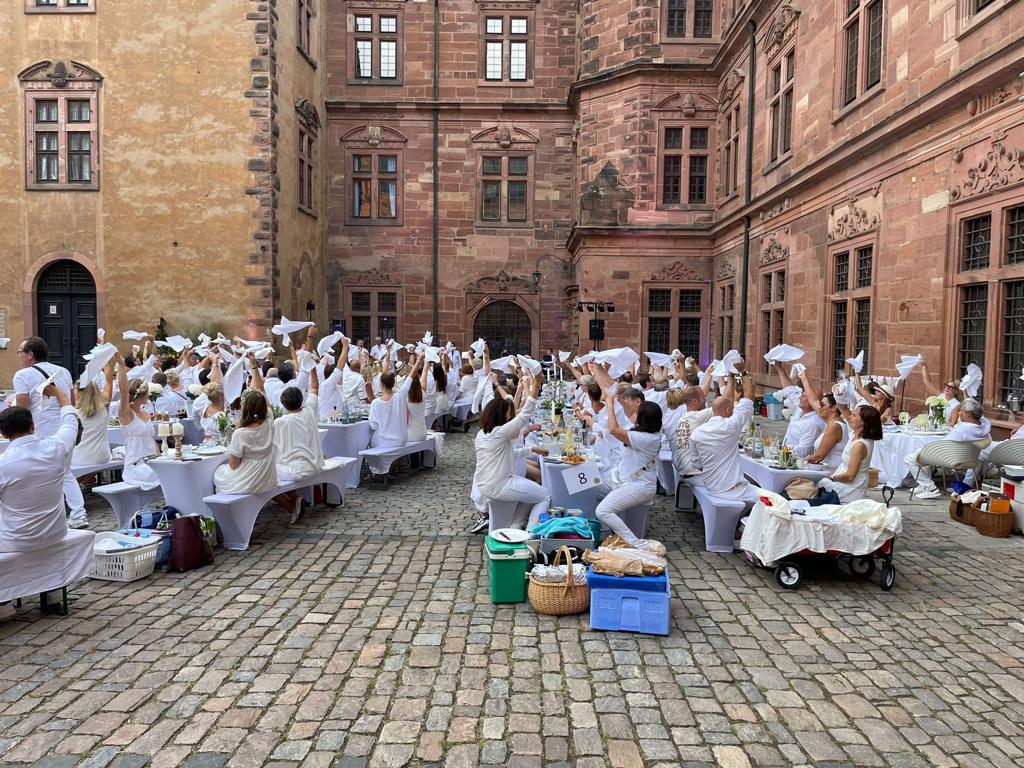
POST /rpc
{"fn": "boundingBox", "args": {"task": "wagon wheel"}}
[775,562,802,590]
[850,556,876,578]
[880,563,896,591]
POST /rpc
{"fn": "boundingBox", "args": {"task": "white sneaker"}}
[68,515,90,529]
[914,488,942,500]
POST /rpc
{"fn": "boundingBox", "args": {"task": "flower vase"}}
[218,428,229,447]
[553,409,562,429]
[930,405,945,429]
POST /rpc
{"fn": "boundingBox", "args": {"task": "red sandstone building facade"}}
[325,0,1024,433]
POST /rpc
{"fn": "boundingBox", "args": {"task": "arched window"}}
[473,300,533,356]
[19,60,103,190]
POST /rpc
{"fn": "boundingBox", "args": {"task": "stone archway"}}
[472,300,533,356]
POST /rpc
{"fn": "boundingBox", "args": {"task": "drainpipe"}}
[738,19,757,357]
[431,0,440,338]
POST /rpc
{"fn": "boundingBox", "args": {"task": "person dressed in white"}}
[814,404,883,504]
[367,356,412,474]
[0,384,80,552]
[919,362,961,424]
[274,367,327,523]
[595,395,663,549]
[905,398,992,498]
[797,371,850,471]
[976,413,1024,482]
[473,372,550,530]
[691,370,759,505]
[13,336,86,528]
[776,366,825,458]
[669,386,714,480]
[154,371,191,418]
[73,369,114,479]
[112,353,160,491]
[457,363,477,401]
[406,357,430,443]
[262,368,285,409]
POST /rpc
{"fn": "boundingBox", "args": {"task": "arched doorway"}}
[473,300,532,356]
[36,260,97,378]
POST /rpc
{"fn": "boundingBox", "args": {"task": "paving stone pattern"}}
[2,423,1024,767]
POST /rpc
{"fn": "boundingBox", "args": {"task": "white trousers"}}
[596,481,656,546]
[64,468,85,518]
[488,475,551,530]
[904,449,938,493]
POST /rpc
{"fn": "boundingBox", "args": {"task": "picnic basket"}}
[974,498,1014,538]
[528,546,590,616]
[89,532,160,582]
[948,496,976,526]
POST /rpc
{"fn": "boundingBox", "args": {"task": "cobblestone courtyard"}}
[2,427,1024,768]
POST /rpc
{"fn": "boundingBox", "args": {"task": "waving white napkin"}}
[711,349,743,379]
[0,338,10,350]
[421,331,434,346]
[78,342,118,389]
[517,355,542,376]
[764,343,805,365]
[222,357,247,405]
[575,353,595,366]
[271,316,313,347]
[96,328,105,344]
[490,355,514,373]
[215,345,237,364]
[122,330,148,341]
[595,347,641,379]
[645,351,673,369]
[832,378,859,407]
[252,345,274,361]
[296,349,318,373]
[790,362,806,378]
[156,335,191,353]
[557,350,572,363]
[424,346,441,364]
[846,350,865,374]
[317,331,345,358]
[960,363,983,398]
[470,338,487,356]
[895,354,922,382]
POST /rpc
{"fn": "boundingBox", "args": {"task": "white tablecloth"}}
[540,458,599,516]
[148,452,229,516]
[871,430,946,487]
[319,421,372,488]
[740,455,829,494]
[0,529,96,603]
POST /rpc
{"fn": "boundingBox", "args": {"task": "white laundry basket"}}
[89,532,160,582]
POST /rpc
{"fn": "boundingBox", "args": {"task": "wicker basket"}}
[527,546,590,616]
[948,497,976,526]
[974,507,1014,538]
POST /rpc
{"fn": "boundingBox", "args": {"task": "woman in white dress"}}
[815,404,882,504]
[406,357,430,443]
[115,353,160,490]
[199,382,227,441]
[800,371,849,470]
[73,364,114,467]
[274,368,325,522]
[368,354,412,474]
[457,363,477,401]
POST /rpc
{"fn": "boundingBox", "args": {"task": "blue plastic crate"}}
[587,568,667,594]
[588,566,671,636]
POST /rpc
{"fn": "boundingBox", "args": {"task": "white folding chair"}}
[910,438,990,498]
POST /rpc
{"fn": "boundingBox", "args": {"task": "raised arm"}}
[210,353,224,384]
[604,389,632,446]
[309,365,320,396]
[589,361,615,393]
[919,362,938,396]
[849,363,872,403]
[116,353,133,424]
[490,373,543,440]
[303,324,318,353]
[419,357,430,390]
[101,361,115,405]
[797,370,829,418]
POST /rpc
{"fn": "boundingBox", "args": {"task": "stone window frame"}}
[297,0,317,67]
[642,283,708,360]
[344,286,403,345]
[947,188,1024,407]
[716,280,736,355]
[758,268,787,372]
[765,45,796,171]
[833,0,885,117]
[20,61,102,192]
[298,127,317,217]
[346,1,404,86]
[657,121,714,210]
[720,100,741,201]
[25,0,95,13]
[475,152,534,227]
[477,4,536,87]
[825,233,877,377]
[342,125,407,227]
[660,0,717,41]
[955,0,1017,38]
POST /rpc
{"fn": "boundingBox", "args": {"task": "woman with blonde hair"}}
[200,381,226,441]
[115,352,160,490]
[74,362,114,467]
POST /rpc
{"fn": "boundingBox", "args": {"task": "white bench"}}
[94,482,165,529]
[203,458,357,551]
[0,529,95,617]
[358,438,438,488]
[486,499,523,533]
[690,484,747,553]
[72,459,122,481]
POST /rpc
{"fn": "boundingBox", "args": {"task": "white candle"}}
[172,422,184,436]
[158,423,170,437]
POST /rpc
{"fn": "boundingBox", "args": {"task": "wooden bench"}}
[93,482,165,529]
[358,438,438,489]
[0,529,96,617]
[202,458,357,551]
[689,483,747,552]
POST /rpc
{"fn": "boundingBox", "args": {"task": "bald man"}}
[691,371,759,505]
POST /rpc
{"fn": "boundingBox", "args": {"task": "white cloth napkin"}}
[517,355,542,376]
[896,354,922,382]
[317,331,344,358]
[222,357,247,405]
[575,353,595,366]
[846,350,865,373]
[960,363,982,398]
[490,355,514,373]
[96,328,105,343]
[645,351,673,368]
[0,338,10,350]
[596,347,640,379]
[123,330,148,341]
[78,343,118,389]
[421,331,434,346]
[558,350,573,363]
[424,346,441,364]
[217,345,237,364]
[471,338,487,355]
[271,316,313,347]
[711,349,743,379]
[296,349,317,373]
[790,362,806,378]
[156,335,191,353]
[832,378,859,407]
[764,343,804,365]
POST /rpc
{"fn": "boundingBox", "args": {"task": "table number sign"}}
[561,462,602,495]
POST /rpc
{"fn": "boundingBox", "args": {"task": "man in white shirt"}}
[263,368,285,409]
[370,336,386,362]
[0,384,80,552]
[670,387,715,479]
[691,371,759,504]
[906,398,992,498]
[12,337,88,528]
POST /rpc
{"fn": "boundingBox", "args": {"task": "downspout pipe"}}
[738,20,756,357]
[431,0,440,338]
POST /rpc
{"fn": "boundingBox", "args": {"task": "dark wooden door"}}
[36,260,97,379]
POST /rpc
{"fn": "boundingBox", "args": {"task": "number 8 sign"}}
[561,462,602,495]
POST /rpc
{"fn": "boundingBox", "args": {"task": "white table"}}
[319,420,372,488]
[657,448,675,495]
[739,454,829,495]
[871,429,947,487]
[148,451,229,516]
[540,457,600,516]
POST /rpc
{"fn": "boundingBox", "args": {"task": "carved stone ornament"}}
[294,99,321,135]
[949,141,1024,202]
[498,126,512,148]
[719,68,746,107]
[715,259,737,282]
[344,268,394,286]
[471,125,539,146]
[579,162,634,227]
[827,201,881,243]
[650,260,706,282]
[340,125,408,145]
[681,94,697,117]
[759,198,791,220]
[965,78,1024,117]
[759,231,790,266]
[18,59,103,86]
[466,270,538,294]
[766,3,801,53]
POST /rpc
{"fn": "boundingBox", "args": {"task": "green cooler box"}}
[485,534,530,603]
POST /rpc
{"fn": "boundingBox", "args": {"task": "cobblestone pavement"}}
[2,423,1024,768]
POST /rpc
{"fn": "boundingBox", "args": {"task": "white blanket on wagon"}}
[739,490,902,566]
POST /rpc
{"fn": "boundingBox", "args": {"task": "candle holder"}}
[174,435,183,460]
